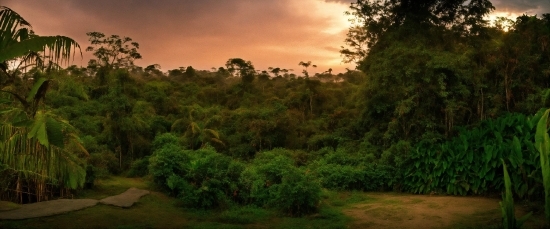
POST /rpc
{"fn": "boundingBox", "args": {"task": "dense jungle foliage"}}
[2,0,550,220]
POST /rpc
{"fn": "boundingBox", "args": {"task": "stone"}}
[99,187,150,208]
[0,199,98,220]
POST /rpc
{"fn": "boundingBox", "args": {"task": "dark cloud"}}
[492,0,550,15]
[325,0,550,15]
[323,0,355,4]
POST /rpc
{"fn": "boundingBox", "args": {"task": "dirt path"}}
[343,193,504,229]
[0,188,149,220]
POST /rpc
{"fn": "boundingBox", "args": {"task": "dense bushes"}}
[148,136,321,215]
[308,148,396,191]
[149,143,189,189]
[147,133,405,215]
[404,111,545,198]
[149,142,240,208]
[240,149,321,216]
[127,156,150,177]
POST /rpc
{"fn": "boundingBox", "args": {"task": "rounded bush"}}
[241,150,321,216]
[148,143,188,189]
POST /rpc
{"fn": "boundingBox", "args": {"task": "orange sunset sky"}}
[3,0,550,74]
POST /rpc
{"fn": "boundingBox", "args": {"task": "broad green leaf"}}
[27,111,49,148]
[26,77,48,102]
[535,109,550,224]
[46,117,64,148]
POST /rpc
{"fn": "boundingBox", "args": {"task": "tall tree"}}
[299,61,316,78]
[225,58,255,84]
[340,0,494,63]
[343,0,495,152]
[225,58,256,97]
[85,32,142,69]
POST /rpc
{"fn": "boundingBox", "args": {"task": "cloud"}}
[11,0,547,74]
[492,0,550,15]
[323,0,355,4]
[3,0,355,73]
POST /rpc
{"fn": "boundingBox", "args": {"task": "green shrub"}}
[127,156,150,177]
[308,148,396,191]
[405,112,544,197]
[151,133,180,152]
[175,147,244,209]
[241,149,321,216]
[310,161,396,191]
[149,141,244,209]
[148,143,188,190]
[269,168,321,216]
[380,140,411,168]
[87,150,120,177]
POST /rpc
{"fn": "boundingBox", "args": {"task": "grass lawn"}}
[0,176,351,229]
[0,176,546,229]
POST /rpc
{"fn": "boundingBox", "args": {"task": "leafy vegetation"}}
[1,1,550,227]
[404,112,545,197]
[0,6,84,203]
[535,109,550,226]
[500,159,532,229]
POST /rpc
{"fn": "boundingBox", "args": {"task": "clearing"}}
[0,177,546,229]
[342,193,545,229]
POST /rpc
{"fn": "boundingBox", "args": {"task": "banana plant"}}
[500,159,531,229]
[535,108,550,226]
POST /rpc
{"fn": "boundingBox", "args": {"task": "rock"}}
[0,199,98,220]
[99,187,150,208]
[0,187,150,219]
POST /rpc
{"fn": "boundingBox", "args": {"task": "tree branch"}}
[0,89,29,109]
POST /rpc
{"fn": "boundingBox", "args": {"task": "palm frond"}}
[204,128,220,139]
[0,124,86,190]
[0,6,81,65]
[0,6,31,49]
[0,36,81,64]
[189,122,201,135]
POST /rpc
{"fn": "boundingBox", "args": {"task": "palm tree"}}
[1,6,80,74]
[0,6,85,203]
[171,106,223,149]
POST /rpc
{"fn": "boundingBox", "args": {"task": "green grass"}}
[75,176,152,199]
[5,176,545,229]
[458,209,501,227]
[323,189,376,207]
[0,200,20,211]
[409,198,424,204]
[271,207,350,229]
[381,199,401,205]
[216,206,272,224]
[0,176,350,229]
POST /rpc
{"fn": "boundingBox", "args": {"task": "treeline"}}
[49,60,366,170]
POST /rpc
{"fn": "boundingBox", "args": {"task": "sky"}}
[3,0,550,74]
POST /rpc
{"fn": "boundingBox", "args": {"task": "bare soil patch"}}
[343,193,542,229]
